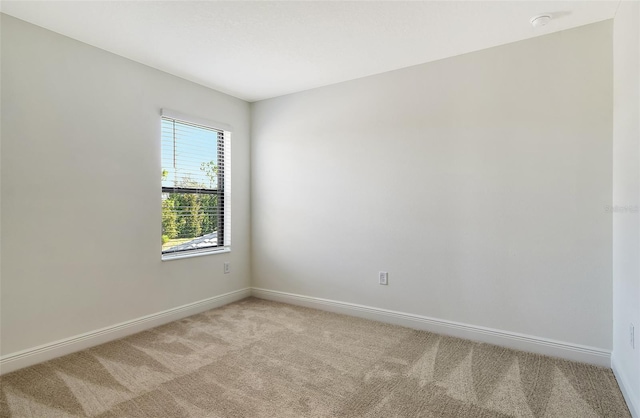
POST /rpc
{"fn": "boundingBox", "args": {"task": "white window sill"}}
[162,248,230,262]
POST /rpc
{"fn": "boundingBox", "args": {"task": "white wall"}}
[612,1,640,416]
[0,15,251,356]
[252,22,613,350]
[0,10,4,350]
[0,8,623,381]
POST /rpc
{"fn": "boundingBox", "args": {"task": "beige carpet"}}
[0,297,630,417]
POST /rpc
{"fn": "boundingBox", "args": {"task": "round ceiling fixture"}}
[530,15,552,28]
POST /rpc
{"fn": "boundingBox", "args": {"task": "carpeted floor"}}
[0,297,631,417]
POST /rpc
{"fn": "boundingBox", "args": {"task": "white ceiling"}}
[1,1,621,102]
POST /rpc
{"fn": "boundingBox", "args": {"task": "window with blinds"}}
[161,110,231,259]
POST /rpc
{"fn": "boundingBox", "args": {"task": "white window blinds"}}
[161,111,231,258]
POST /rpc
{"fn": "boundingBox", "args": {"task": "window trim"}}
[161,248,230,262]
[161,108,232,132]
[160,109,231,261]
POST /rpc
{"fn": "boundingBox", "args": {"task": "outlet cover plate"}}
[379,271,388,285]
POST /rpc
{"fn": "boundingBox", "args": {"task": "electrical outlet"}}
[631,323,635,349]
[379,271,388,285]
[224,262,230,274]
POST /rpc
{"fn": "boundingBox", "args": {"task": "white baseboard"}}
[0,287,251,375]
[612,354,640,418]
[0,286,614,377]
[251,287,611,367]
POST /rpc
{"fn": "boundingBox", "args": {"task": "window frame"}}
[160,109,231,261]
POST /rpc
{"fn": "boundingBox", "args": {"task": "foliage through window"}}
[161,112,230,258]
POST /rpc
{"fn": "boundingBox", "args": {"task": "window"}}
[161,110,230,259]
